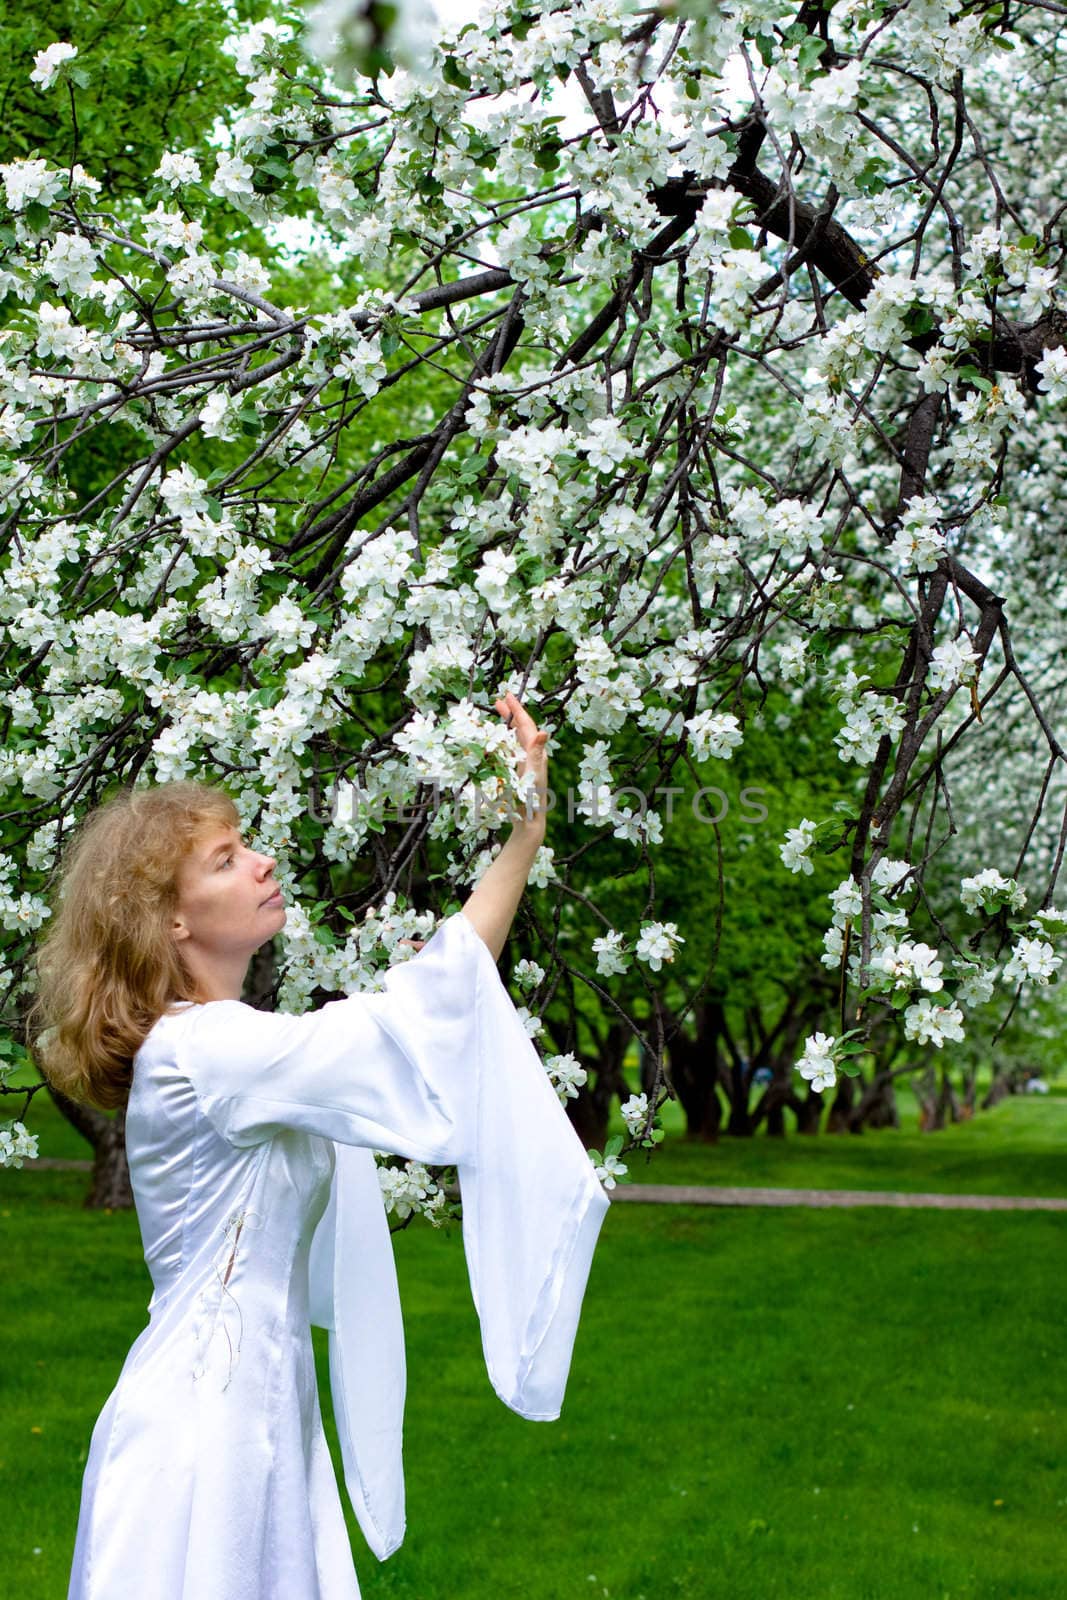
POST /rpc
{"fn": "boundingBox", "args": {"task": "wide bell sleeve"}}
[178,909,610,1559]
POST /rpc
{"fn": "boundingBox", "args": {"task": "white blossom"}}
[0,1121,39,1167]
[1002,937,1062,987]
[780,819,817,875]
[592,930,631,976]
[620,1093,649,1138]
[30,42,77,90]
[591,1152,628,1190]
[634,921,684,971]
[1035,347,1067,404]
[545,1051,587,1103]
[903,998,965,1047]
[796,1032,836,1093]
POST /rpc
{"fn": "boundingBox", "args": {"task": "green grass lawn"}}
[2,1169,1064,1599]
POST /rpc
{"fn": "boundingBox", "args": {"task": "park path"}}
[21,1159,1067,1210]
[610,1183,1067,1211]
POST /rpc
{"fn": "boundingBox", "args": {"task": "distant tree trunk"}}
[567,1020,630,1150]
[48,1086,133,1210]
[750,1072,805,1138]
[981,1071,1018,1110]
[764,1088,786,1138]
[958,1064,978,1119]
[793,1086,823,1135]
[914,1066,937,1130]
[914,1066,961,1130]
[666,1002,724,1141]
[938,1067,962,1126]
[852,1071,901,1130]
[825,1073,857,1134]
[715,1008,751,1137]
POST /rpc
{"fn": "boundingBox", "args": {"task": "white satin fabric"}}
[68,910,609,1600]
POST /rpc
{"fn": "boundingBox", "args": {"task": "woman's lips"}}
[262,890,284,907]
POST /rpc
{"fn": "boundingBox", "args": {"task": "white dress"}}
[68,910,609,1600]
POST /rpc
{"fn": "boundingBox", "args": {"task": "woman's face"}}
[171,824,286,966]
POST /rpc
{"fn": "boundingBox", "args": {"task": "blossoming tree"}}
[2,0,1065,1204]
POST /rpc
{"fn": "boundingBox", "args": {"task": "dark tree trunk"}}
[981,1070,1020,1110]
[566,1020,631,1150]
[764,1095,786,1137]
[667,1003,724,1142]
[793,1087,824,1135]
[86,1103,133,1209]
[914,1066,938,1129]
[852,1072,901,1130]
[938,1067,962,1126]
[825,1073,857,1134]
[724,1055,753,1136]
[48,1085,133,1209]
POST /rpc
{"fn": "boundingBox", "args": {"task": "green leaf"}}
[728,226,755,251]
[797,35,825,72]
[685,77,700,99]
[905,306,936,336]
[605,1134,624,1159]
[22,201,51,233]
[441,56,472,89]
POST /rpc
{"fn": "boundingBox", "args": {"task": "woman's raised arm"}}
[459,692,549,963]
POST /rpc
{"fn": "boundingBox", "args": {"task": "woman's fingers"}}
[494,691,542,750]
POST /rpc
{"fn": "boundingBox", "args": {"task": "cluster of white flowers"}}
[796,1033,837,1093]
[30,41,77,91]
[873,941,944,993]
[889,496,946,574]
[592,929,631,977]
[544,1052,588,1104]
[928,637,980,693]
[780,818,817,876]
[512,958,545,990]
[1002,938,1062,988]
[620,1092,649,1138]
[960,869,1027,916]
[1036,347,1067,404]
[591,1151,628,1190]
[0,1121,39,1168]
[634,921,684,972]
[377,1159,448,1224]
[903,997,965,1048]
[155,151,203,190]
[834,685,906,766]
[685,710,742,762]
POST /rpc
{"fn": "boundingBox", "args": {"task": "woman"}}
[29,694,609,1600]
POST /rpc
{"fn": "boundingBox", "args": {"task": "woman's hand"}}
[495,691,550,832]
[494,691,549,833]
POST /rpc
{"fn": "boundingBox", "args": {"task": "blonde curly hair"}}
[26,780,240,1110]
